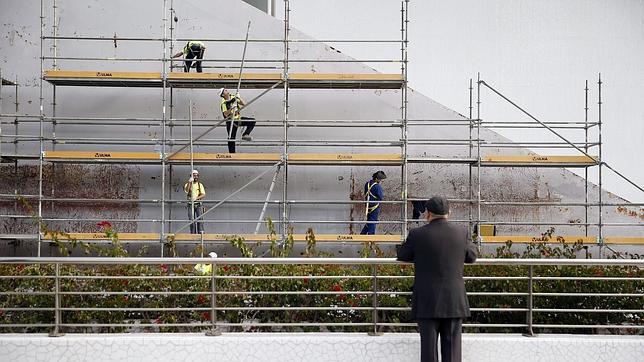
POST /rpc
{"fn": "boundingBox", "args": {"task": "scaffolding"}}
[0,0,643,257]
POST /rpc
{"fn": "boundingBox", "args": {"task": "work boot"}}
[242,134,252,141]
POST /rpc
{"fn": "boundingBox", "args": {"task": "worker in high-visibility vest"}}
[183,169,206,234]
[171,40,206,73]
[360,171,387,235]
[219,87,256,153]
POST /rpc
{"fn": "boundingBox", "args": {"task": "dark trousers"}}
[188,202,204,234]
[184,45,204,73]
[418,318,462,362]
[226,117,256,153]
[412,200,427,219]
[360,208,380,235]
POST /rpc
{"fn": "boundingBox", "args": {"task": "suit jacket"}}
[397,218,477,319]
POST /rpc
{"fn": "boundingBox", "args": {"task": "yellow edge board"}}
[45,70,402,82]
[43,151,402,162]
[604,237,644,245]
[482,236,596,243]
[289,73,403,81]
[482,155,598,163]
[45,233,402,242]
[43,151,161,160]
[167,153,280,161]
[483,236,644,245]
[168,73,281,81]
[289,153,402,161]
[44,70,161,79]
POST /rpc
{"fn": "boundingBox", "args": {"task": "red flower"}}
[122,296,129,302]
[201,312,211,321]
[222,265,230,273]
[302,278,309,284]
[97,221,112,229]
[594,270,604,277]
[197,295,206,304]
[160,264,168,273]
[331,284,342,292]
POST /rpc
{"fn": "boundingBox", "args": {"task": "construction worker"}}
[183,170,206,234]
[219,87,256,153]
[360,171,387,235]
[171,41,206,73]
[412,200,427,219]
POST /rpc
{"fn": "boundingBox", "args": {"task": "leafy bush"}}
[1,218,642,335]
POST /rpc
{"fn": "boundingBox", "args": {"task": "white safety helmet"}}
[192,169,199,175]
[218,87,225,97]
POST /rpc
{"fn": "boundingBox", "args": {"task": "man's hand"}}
[189,177,194,183]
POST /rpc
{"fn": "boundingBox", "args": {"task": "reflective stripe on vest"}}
[366,180,380,213]
[221,96,241,120]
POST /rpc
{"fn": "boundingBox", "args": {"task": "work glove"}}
[189,177,194,183]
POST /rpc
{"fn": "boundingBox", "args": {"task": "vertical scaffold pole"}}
[476,73,482,249]
[189,100,195,236]
[51,0,58,218]
[400,0,409,237]
[584,80,589,237]
[282,0,290,237]
[13,76,20,227]
[161,0,168,256]
[468,79,474,234]
[38,0,45,256]
[597,74,603,256]
[168,0,175,232]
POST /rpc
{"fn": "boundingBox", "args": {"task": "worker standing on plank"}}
[171,41,206,73]
[184,170,206,234]
[360,171,387,235]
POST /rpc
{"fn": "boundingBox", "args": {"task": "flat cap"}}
[426,196,449,215]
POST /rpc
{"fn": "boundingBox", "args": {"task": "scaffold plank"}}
[288,73,404,89]
[483,235,644,245]
[44,70,404,89]
[482,235,597,244]
[42,150,404,165]
[603,237,644,245]
[43,232,160,241]
[167,152,281,164]
[288,153,403,165]
[44,70,163,87]
[42,233,403,243]
[168,72,282,88]
[43,150,161,162]
[481,155,598,167]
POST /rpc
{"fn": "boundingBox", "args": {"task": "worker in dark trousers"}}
[171,41,206,73]
[360,171,387,235]
[412,200,427,219]
[219,87,256,153]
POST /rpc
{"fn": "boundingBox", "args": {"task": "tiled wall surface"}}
[1,333,642,361]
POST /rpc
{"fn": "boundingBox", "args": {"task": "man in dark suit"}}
[397,196,477,362]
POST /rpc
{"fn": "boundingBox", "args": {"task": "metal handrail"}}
[0,258,641,335]
[1,257,643,266]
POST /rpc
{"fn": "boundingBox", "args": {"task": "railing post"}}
[205,260,221,336]
[368,263,382,336]
[49,262,64,337]
[523,265,535,337]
